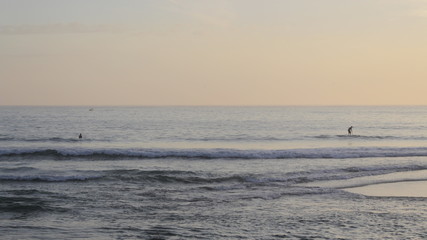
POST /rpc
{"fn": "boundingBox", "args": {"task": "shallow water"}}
[345,180,427,197]
[1,106,426,239]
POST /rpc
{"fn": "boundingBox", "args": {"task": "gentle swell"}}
[0,137,109,142]
[0,174,102,182]
[0,167,102,182]
[313,135,394,140]
[3,134,425,143]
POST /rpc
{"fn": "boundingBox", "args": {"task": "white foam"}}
[300,170,427,189]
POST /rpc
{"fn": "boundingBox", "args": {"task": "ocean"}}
[0,106,426,239]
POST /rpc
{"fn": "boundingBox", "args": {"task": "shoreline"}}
[344,180,427,197]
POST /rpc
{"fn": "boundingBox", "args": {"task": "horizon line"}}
[1,104,427,107]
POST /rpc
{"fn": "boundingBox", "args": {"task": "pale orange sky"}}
[1,0,427,106]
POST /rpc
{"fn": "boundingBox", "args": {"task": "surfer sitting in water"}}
[348,126,353,135]
[79,133,82,139]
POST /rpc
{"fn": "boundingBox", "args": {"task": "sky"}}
[1,0,427,106]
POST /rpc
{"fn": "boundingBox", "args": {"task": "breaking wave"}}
[2,146,427,160]
[1,165,426,186]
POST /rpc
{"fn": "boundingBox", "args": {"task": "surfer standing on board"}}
[348,126,353,135]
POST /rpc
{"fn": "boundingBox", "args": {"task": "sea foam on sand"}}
[344,181,427,197]
[298,170,427,198]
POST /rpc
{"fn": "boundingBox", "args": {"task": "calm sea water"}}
[1,106,426,239]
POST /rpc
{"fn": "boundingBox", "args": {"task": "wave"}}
[312,134,427,140]
[0,168,246,184]
[0,167,102,182]
[2,146,427,160]
[0,195,69,213]
[0,169,242,184]
[313,134,395,140]
[107,169,250,184]
[2,134,426,144]
[0,174,101,182]
[162,134,427,142]
[0,136,109,143]
[3,165,426,186]
[180,136,290,142]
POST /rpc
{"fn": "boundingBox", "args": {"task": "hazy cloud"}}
[167,0,236,29]
[0,23,123,35]
[410,8,427,17]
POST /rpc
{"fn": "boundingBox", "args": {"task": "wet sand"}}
[344,181,427,197]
